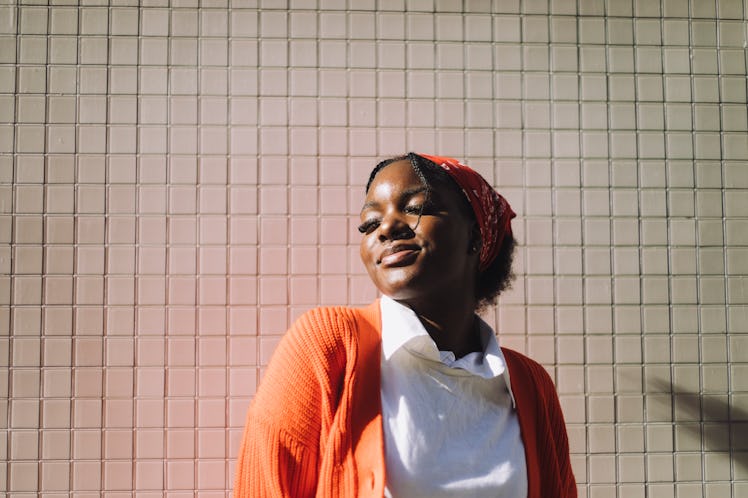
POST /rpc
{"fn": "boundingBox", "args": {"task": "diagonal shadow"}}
[648,378,748,472]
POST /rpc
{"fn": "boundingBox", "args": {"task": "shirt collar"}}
[380,295,516,407]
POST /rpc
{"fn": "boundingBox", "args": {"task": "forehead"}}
[363,161,424,208]
[364,159,471,215]
[367,159,457,198]
[368,159,421,189]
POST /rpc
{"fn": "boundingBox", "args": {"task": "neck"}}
[398,294,481,358]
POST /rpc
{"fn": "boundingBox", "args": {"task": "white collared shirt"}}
[380,295,527,498]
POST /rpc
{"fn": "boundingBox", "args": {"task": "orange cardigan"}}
[233,301,576,497]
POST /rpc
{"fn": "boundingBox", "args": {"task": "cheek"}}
[426,223,469,256]
[359,236,376,265]
[421,218,458,243]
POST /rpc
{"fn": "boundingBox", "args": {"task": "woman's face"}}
[359,160,478,302]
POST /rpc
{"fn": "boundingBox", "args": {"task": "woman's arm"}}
[233,413,318,497]
[543,374,577,497]
[503,347,577,497]
[233,308,351,497]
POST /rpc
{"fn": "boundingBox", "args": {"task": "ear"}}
[468,224,482,255]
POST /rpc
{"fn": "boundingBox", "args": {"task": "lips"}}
[378,243,421,267]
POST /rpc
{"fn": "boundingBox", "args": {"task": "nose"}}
[377,210,415,242]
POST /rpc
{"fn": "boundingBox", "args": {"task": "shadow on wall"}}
[648,378,748,473]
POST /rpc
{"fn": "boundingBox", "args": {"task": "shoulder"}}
[280,306,359,365]
[292,306,359,338]
[288,303,379,348]
[295,304,378,329]
[278,302,381,367]
[501,347,549,376]
[249,305,376,432]
[501,346,557,394]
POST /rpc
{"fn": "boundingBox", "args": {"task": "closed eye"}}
[357,218,380,234]
[403,204,423,215]
[405,199,438,216]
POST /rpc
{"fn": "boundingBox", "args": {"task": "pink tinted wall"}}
[3,1,748,496]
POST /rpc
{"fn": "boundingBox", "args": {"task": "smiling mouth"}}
[378,245,421,267]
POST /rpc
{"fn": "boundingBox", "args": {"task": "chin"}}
[375,274,431,301]
[367,257,458,300]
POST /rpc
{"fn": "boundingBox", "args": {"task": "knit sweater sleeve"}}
[536,363,577,497]
[233,307,354,498]
[503,347,577,497]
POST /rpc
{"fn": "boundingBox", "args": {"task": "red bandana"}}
[418,154,516,271]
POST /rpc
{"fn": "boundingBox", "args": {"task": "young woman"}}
[234,153,576,497]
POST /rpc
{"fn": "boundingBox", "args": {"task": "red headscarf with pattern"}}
[418,154,516,271]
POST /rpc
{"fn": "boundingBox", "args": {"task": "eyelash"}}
[357,219,379,234]
[357,204,426,234]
